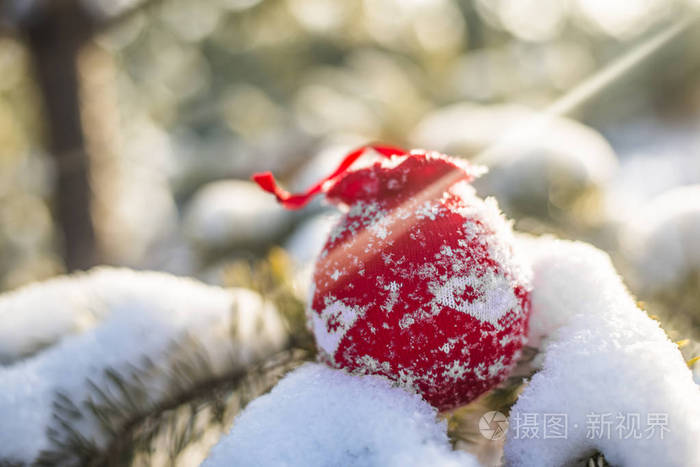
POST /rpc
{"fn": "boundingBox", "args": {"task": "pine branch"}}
[35,317,306,466]
[586,452,610,467]
[89,348,311,466]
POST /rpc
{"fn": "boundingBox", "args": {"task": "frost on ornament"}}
[203,363,479,467]
[505,237,700,466]
[254,145,531,411]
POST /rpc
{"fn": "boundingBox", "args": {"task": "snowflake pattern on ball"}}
[254,147,532,411]
[310,151,531,411]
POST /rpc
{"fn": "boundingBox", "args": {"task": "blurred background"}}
[0,0,699,341]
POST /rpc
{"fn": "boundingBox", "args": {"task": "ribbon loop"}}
[251,144,407,210]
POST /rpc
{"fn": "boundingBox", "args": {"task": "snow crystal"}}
[380,280,401,313]
[621,185,700,292]
[347,200,392,241]
[183,180,292,250]
[514,236,623,349]
[505,237,700,466]
[202,364,480,467]
[0,268,286,463]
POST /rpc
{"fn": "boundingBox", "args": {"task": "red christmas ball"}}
[254,146,531,411]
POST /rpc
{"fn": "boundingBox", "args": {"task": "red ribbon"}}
[252,144,408,209]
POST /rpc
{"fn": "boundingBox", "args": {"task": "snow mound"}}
[203,363,480,467]
[411,104,617,217]
[621,184,700,291]
[0,268,286,464]
[284,211,341,300]
[183,180,292,250]
[505,237,700,466]
[601,117,700,220]
[90,116,178,266]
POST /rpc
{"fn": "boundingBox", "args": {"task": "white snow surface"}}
[203,363,480,467]
[0,268,286,463]
[183,179,292,249]
[505,236,700,466]
[621,185,700,292]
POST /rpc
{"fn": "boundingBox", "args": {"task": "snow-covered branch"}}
[0,268,287,464]
[505,237,700,466]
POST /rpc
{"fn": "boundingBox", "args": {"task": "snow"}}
[603,152,700,219]
[0,268,286,463]
[411,103,525,155]
[203,363,480,467]
[284,211,341,300]
[620,185,700,292]
[505,236,700,466]
[411,103,617,216]
[90,116,178,266]
[183,180,293,250]
[602,116,700,218]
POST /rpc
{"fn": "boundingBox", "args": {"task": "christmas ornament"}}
[253,145,531,411]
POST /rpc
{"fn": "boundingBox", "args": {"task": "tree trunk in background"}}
[23,2,98,271]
